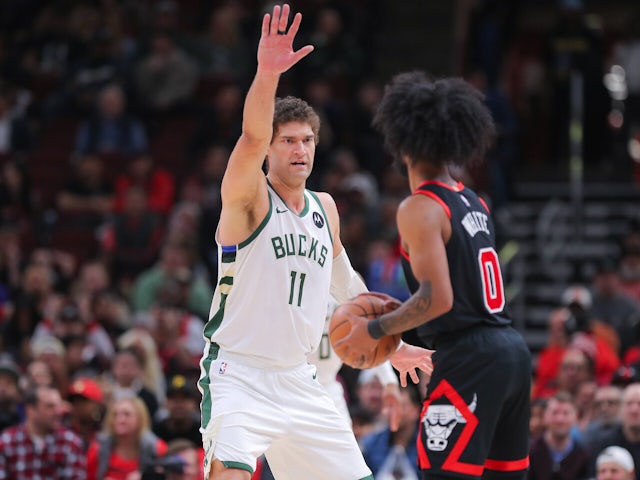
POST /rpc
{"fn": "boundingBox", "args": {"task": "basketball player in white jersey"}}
[198,5,432,479]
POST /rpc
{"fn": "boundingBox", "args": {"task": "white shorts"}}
[200,352,372,480]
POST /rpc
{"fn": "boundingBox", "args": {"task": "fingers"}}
[400,374,408,388]
[278,4,290,33]
[293,44,314,63]
[270,5,281,35]
[261,13,270,38]
[409,369,420,384]
[287,11,303,37]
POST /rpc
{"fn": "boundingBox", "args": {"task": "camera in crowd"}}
[141,455,186,480]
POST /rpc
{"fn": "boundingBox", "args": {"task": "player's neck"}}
[268,175,306,213]
[408,165,455,191]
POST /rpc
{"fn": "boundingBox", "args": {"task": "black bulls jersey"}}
[400,181,511,348]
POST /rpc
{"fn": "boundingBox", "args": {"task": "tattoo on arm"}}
[379,281,433,334]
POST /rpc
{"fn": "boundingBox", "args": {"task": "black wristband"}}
[367,318,386,340]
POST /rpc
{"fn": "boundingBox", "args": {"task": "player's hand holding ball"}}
[330,292,402,369]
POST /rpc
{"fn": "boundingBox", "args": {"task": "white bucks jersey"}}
[204,184,334,369]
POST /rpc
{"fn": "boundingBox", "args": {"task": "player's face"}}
[268,122,316,183]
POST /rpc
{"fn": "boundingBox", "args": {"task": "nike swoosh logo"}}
[313,372,317,380]
[276,208,288,213]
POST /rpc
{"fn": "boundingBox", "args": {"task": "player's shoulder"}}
[309,190,338,213]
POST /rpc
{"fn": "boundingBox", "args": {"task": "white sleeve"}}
[330,248,368,304]
[369,360,399,386]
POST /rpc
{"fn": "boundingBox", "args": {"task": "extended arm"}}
[217,5,313,245]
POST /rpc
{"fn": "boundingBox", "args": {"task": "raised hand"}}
[257,4,314,75]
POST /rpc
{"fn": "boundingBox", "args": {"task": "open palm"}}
[257,4,314,75]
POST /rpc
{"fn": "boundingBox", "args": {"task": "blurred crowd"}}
[0,0,639,479]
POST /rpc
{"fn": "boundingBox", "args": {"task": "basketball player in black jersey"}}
[334,72,532,479]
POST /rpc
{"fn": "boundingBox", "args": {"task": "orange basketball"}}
[329,292,402,369]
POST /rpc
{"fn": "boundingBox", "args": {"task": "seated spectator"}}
[101,185,165,287]
[150,302,204,375]
[30,336,69,397]
[111,346,159,420]
[153,373,202,447]
[113,152,175,216]
[0,157,35,231]
[527,391,590,480]
[588,382,640,478]
[131,241,211,319]
[583,385,623,453]
[147,438,202,480]
[530,398,548,442]
[590,258,640,357]
[595,446,635,480]
[74,83,148,157]
[117,327,166,404]
[133,30,199,115]
[0,354,23,431]
[86,395,167,480]
[23,359,54,389]
[66,377,106,452]
[0,385,86,479]
[56,153,114,228]
[535,347,594,401]
[361,384,421,479]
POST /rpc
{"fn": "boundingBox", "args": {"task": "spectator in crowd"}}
[110,346,159,420]
[0,385,87,479]
[117,327,166,405]
[74,83,148,157]
[361,384,421,479]
[86,395,167,480]
[0,222,23,301]
[30,335,69,396]
[101,184,165,286]
[589,382,640,479]
[595,446,635,480]
[527,391,590,480]
[0,157,35,230]
[149,302,204,375]
[0,88,32,154]
[355,369,390,432]
[153,373,201,447]
[113,151,175,216]
[583,385,623,453]
[530,398,548,442]
[23,358,54,389]
[194,4,253,82]
[535,347,593,400]
[131,241,211,319]
[158,438,203,480]
[56,153,114,227]
[574,380,598,438]
[134,30,199,115]
[88,288,130,345]
[590,258,640,357]
[66,376,106,451]
[0,354,23,431]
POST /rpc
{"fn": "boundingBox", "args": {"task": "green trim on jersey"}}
[222,461,254,474]
[198,350,214,428]
[308,190,333,246]
[204,294,229,339]
[239,194,273,249]
[359,475,374,480]
[267,179,310,217]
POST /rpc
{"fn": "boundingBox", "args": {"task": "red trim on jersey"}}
[416,379,483,476]
[478,197,491,214]
[399,241,410,261]
[416,180,465,192]
[485,457,530,472]
[415,190,451,218]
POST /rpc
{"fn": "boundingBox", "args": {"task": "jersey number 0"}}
[478,247,505,313]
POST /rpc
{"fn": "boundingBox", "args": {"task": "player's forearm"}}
[241,70,281,145]
[369,280,452,338]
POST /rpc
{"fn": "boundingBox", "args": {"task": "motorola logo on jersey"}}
[312,211,324,228]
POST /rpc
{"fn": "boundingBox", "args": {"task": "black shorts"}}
[418,325,531,480]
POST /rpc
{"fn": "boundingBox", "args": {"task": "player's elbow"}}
[431,286,453,318]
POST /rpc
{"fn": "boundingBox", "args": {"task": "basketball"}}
[329,292,402,369]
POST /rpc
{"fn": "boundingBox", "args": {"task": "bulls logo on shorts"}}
[312,211,324,228]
